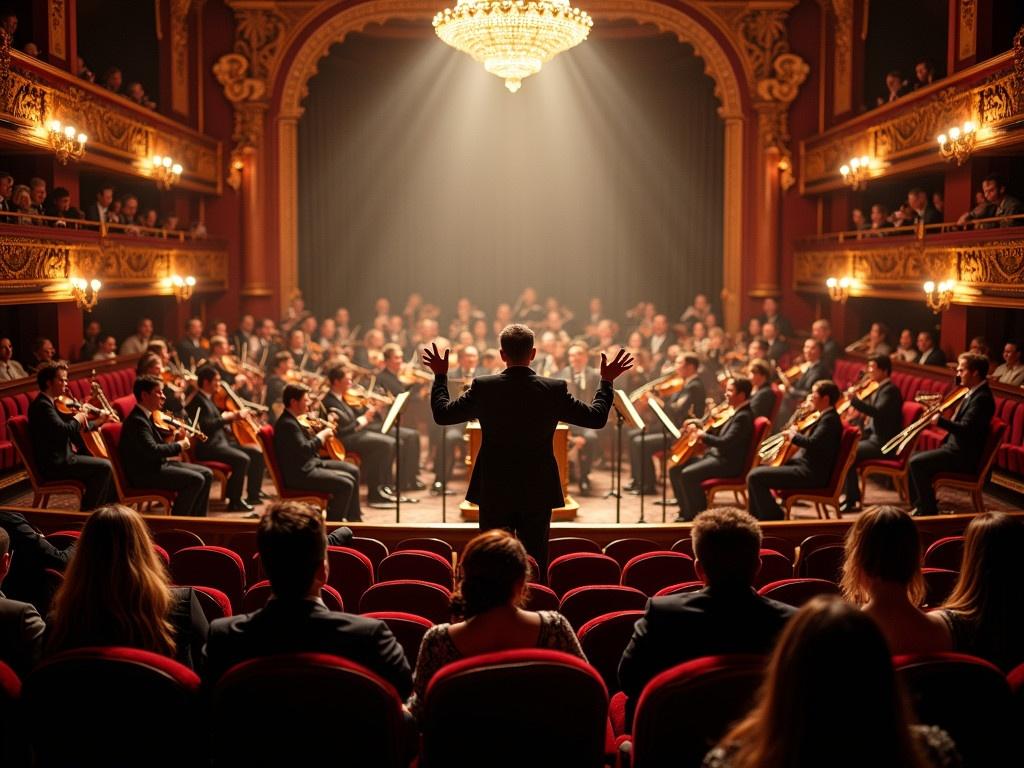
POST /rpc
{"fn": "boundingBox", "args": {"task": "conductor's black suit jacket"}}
[431,366,613,513]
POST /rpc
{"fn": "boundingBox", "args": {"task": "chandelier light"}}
[151,155,184,190]
[937,121,976,165]
[70,277,102,311]
[433,0,593,93]
[923,280,954,314]
[163,274,196,302]
[825,276,854,303]
[47,120,87,164]
[838,155,870,190]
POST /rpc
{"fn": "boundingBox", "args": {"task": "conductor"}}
[424,324,633,573]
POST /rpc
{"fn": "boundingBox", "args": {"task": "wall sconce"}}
[839,156,870,190]
[70,277,101,311]
[937,122,976,165]
[923,280,954,313]
[163,274,196,302]
[151,155,183,190]
[47,120,87,164]
[826,276,854,303]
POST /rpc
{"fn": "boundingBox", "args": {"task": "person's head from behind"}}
[841,506,923,606]
[451,530,531,620]
[723,596,926,768]
[258,501,328,600]
[499,324,535,367]
[49,505,174,655]
[692,508,762,589]
[0,527,10,586]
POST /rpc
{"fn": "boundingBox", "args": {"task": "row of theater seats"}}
[1,644,1022,766]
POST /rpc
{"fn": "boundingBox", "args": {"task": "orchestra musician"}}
[286,329,319,373]
[627,353,706,495]
[28,362,115,510]
[908,353,995,517]
[811,319,840,371]
[377,344,413,397]
[556,342,604,495]
[137,351,188,418]
[231,314,257,364]
[273,383,362,522]
[119,376,213,517]
[746,380,842,521]
[669,377,754,522]
[265,351,294,423]
[186,366,265,512]
[774,338,831,427]
[175,317,208,370]
[748,359,777,421]
[840,355,904,512]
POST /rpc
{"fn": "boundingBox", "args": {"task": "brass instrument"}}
[882,387,969,456]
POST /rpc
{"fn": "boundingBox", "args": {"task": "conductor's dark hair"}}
[36,361,67,391]
[868,354,892,374]
[133,375,163,400]
[282,383,309,408]
[196,365,219,387]
[499,324,534,362]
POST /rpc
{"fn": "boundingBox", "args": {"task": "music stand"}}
[647,398,680,522]
[381,391,411,523]
[613,389,645,524]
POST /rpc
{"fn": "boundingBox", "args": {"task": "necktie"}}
[577,373,585,392]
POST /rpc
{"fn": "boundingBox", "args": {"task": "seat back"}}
[821,426,860,495]
[547,536,602,561]
[257,424,285,493]
[7,415,42,483]
[753,549,793,588]
[0,659,20,767]
[347,537,390,579]
[547,552,621,598]
[632,654,766,768]
[243,580,344,613]
[170,545,247,612]
[653,581,705,597]
[795,544,845,582]
[603,538,661,569]
[362,611,434,664]
[152,528,205,556]
[578,610,645,692]
[768,388,783,424]
[22,647,200,767]
[745,416,773,473]
[212,653,410,767]
[421,649,608,768]
[921,568,959,608]
[359,580,453,624]
[976,417,1007,480]
[110,395,136,421]
[99,421,132,497]
[560,585,649,631]
[396,537,453,560]
[670,538,693,557]
[923,536,965,572]
[621,552,697,596]
[326,546,375,612]
[378,549,454,590]
[756,578,840,607]
[191,585,233,622]
[523,583,560,612]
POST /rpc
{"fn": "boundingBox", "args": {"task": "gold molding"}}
[958,0,977,61]
[48,0,66,60]
[830,0,852,115]
[171,0,192,116]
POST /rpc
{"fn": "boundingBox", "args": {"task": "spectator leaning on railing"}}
[957,174,1022,228]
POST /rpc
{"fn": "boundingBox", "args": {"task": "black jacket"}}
[0,512,74,610]
[749,386,776,422]
[917,347,947,368]
[273,410,323,486]
[791,408,843,477]
[938,383,996,464]
[323,391,367,439]
[119,405,182,478]
[668,377,707,425]
[0,591,45,678]
[185,392,232,457]
[790,361,831,400]
[431,367,612,512]
[702,404,754,476]
[202,598,411,695]
[27,393,88,472]
[556,366,602,402]
[175,339,207,369]
[851,380,903,444]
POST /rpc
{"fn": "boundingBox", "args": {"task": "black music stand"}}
[613,389,646,524]
[648,398,681,522]
[381,391,411,523]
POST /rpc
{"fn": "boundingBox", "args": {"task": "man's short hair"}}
[813,379,841,406]
[137,353,160,375]
[750,339,769,355]
[806,339,824,353]
[731,377,752,399]
[982,174,1006,190]
[692,508,762,588]
[682,353,700,370]
[868,354,892,374]
[272,351,292,371]
[382,343,403,361]
[959,352,990,378]
[326,364,345,384]
[133,374,163,399]
[258,501,326,600]
[36,361,66,391]
[196,365,219,387]
[282,383,309,408]
[499,324,534,362]
[908,187,926,197]
[748,359,771,379]
[51,186,70,200]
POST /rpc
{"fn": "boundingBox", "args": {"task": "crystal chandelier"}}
[433,0,593,93]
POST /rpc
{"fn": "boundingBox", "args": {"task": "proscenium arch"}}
[271,0,752,329]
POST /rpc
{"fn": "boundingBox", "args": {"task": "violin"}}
[152,410,208,442]
[652,376,685,398]
[297,412,347,461]
[778,361,811,388]
[838,374,881,424]
[343,384,395,409]
[667,399,735,468]
[757,402,820,466]
[213,381,265,451]
[56,396,110,459]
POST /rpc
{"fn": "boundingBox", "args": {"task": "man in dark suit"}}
[265,351,293,425]
[175,317,208,370]
[186,366,263,511]
[203,501,411,691]
[761,322,787,363]
[775,338,831,427]
[120,375,213,517]
[669,378,755,522]
[273,383,361,522]
[618,508,795,727]
[748,359,777,421]
[28,362,114,510]
[916,331,947,367]
[909,353,995,517]
[842,355,904,511]
[747,380,843,521]
[628,353,706,495]
[756,297,794,341]
[556,342,604,495]
[83,185,114,224]
[0,527,45,678]
[231,314,256,362]
[812,319,840,371]
[425,324,632,572]
[0,510,75,611]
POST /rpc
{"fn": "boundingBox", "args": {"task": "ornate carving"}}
[1015,25,1024,81]
[958,0,977,61]
[48,0,66,60]
[170,0,192,115]
[737,10,789,82]
[830,0,852,115]
[213,53,266,103]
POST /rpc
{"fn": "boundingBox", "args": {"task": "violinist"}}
[138,351,187,418]
[909,353,995,517]
[840,355,904,512]
[175,317,208,371]
[254,318,281,373]
[669,377,755,522]
[265,351,294,424]
[377,344,412,397]
[231,314,257,365]
[186,366,264,512]
[774,338,831,428]
[27,362,114,510]
[811,319,840,371]
[746,380,842,521]
[556,343,603,495]
[322,366,420,505]
[626,353,706,495]
[286,329,319,373]
[273,383,361,522]
[120,376,213,517]
[748,359,777,421]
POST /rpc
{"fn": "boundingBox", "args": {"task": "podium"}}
[459,421,579,522]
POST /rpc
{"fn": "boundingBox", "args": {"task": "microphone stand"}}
[637,426,646,524]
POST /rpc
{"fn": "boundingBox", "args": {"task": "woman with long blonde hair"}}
[46,505,207,669]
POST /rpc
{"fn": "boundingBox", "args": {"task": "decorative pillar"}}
[721,116,745,332]
[277,114,300,308]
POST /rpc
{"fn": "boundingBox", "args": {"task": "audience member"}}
[991,340,1024,386]
[0,527,45,678]
[850,208,868,231]
[840,506,949,655]
[877,69,908,105]
[11,184,34,224]
[891,328,918,363]
[0,510,75,612]
[26,337,55,374]
[84,185,114,224]
[618,509,795,726]
[126,81,156,110]
[0,11,16,43]
[46,505,208,670]
[102,66,123,94]
[912,59,935,90]
[868,203,893,233]
[0,337,27,380]
[915,330,946,367]
[76,55,94,82]
[78,320,101,361]
[120,317,155,356]
[203,501,406,686]
[28,178,45,215]
[928,512,1024,672]
[408,529,584,718]
[92,334,117,360]
[932,191,943,215]
[703,597,960,768]
[867,322,893,356]
[44,186,82,226]
[894,188,942,227]
[756,297,793,340]
[957,174,1022,228]
[0,171,11,211]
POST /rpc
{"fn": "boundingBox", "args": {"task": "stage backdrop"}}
[298,23,723,326]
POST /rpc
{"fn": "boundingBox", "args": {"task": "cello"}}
[55,396,110,458]
[297,412,348,462]
[213,380,265,452]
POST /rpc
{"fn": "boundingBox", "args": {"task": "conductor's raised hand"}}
[600,349,634,382]
[421,343,450,376]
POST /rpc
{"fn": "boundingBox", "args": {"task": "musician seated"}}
[175,317,207,370]
[273,383,362,522]
[909,353,995,517]
[669,377,755,522]
[747,380,843,521]
[557,343,604,495]
[265,351,294,424]
[748,359,776,421]
[841,355,904,512]
[138,351,188,418]
[811,319,839,371]
[761,323,786,362]
[186,366,265,512]
[286,329,319,373]
[627,353,706,495]
[206,336,253,399]
[28,362,115,510]
[322,365,421,505]
[774,338,831,427]
[120,376,213,517]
